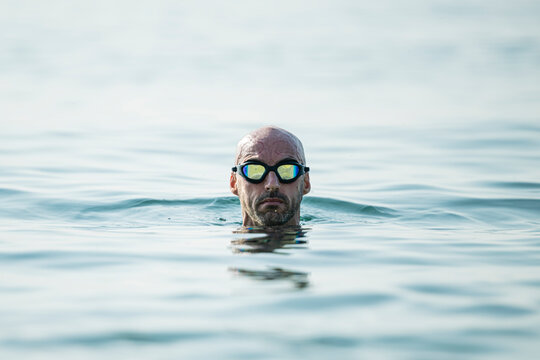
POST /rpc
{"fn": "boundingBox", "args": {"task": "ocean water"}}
[2,1,540,359]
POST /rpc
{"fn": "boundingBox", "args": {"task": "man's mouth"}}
[260,198,284,206]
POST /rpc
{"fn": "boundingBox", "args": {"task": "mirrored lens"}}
[277,164,299,180]
[242,164,266,180]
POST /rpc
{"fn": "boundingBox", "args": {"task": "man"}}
[230,126,311,227]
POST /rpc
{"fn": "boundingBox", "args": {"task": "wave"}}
[0,187,31,196]
[303,196,397,217]
[446,197,540,214]
[1,331,215,347]
[81,197,238,213]
[3,191,539,228]
[481,181,540,189]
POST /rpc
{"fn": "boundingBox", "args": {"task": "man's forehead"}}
[239,138,301,161]
[236,129,304,163]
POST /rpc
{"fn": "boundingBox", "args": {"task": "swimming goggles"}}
[232,160,309,184]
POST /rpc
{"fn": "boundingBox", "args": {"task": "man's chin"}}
[257,210,291,227]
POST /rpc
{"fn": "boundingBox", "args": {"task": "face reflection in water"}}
[231,226,308,254]
[229,226,310,289]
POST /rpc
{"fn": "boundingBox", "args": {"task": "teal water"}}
[2,0,540,359]
[1,122,539,359]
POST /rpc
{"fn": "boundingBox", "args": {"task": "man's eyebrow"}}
[279,157,301,163]
[240,157,301,164]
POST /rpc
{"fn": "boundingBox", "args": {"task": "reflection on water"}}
[229,227,310,289]
[230,226,309,254]
[229,267,309,289]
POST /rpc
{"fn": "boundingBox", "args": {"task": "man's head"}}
[230,126,311,227]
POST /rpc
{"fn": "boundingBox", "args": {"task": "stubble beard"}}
[252,192,300,227]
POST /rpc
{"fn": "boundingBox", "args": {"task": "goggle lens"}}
[242,164,266,180]
[277,164,299,180]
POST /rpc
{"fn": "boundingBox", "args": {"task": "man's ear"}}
[302,173,311,195]
[230,172,239,196]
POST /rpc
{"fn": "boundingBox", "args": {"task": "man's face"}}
[230,132,310,227]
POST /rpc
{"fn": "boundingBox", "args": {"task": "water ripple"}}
[448,198,540,213]
[268,293,396,311]
[451,304,535,317]
[0,250,214,267]
[482,181,540,189]
[403,284,494,297]
[0,187,30,196]
[303,197,397,217]
[81,197,235,213]
[2,331,216,347]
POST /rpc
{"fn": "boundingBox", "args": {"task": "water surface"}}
[1,1,540,359]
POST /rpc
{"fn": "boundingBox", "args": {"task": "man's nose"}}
[264,171,280,191]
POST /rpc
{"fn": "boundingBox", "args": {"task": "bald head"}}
[235,126,306,165]
[230,126,311,227]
